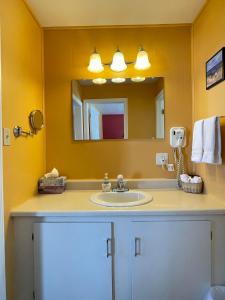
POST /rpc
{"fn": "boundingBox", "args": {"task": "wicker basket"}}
[182,181,203,194]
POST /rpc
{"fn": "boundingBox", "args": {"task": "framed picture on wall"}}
[206,47,225,90]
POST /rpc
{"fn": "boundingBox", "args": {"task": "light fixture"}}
[88,49,104,73]
[134,47,151,70]
[131,76,146,83]
[110,48,127,72]
[111,78,126,83]
[87,46,151,73]
[92,78,107,85]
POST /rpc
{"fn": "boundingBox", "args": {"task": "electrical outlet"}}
[167,164,175,172]
[156,153,168,166]
[3,128,11,146]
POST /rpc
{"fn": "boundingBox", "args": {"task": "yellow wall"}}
[44,26,192,179]
[80,80,160,139]
[192,0,225,196]
[0,0,224,296]
[0,0,45,298]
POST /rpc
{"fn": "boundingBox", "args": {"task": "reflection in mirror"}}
[72,77,165,141]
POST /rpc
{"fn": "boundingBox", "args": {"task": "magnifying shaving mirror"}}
[29,110,44,133]
[13,110,44,137]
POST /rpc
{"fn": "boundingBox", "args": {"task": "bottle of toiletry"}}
[102,173,111,192]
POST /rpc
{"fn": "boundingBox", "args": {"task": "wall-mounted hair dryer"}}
[170,127,186,188]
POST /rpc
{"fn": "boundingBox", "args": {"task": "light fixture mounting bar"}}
[103,61,134,66]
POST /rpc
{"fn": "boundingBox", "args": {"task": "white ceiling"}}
[93,103,125,115]
[25,0,206,28]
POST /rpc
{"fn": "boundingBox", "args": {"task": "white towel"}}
[180,174,190,183]
[191,120,204,163]
[190,176,202,183]
[202,116,222,165]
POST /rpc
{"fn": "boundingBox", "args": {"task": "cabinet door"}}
[131,221,211,300]
[33,222,113,300]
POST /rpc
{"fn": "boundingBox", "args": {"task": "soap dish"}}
[182,181,203,194]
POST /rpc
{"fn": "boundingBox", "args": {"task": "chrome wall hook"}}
[13,126,33,138]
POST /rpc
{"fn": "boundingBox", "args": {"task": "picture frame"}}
[206,47,225,90]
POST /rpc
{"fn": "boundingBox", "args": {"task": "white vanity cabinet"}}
[131,221,211,300]
[33,222,113,300]
[14,217,214,300]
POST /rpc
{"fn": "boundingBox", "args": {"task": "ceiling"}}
[94,103,125,115]
[25,0,206,28]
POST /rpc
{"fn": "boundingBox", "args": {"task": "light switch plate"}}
[3,128,11,146]
[156,153,168,166]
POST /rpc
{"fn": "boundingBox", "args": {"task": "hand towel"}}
[202,116,222,164]
[191,120,204,163]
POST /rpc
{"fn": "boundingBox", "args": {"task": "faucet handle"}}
[117,174,124,180]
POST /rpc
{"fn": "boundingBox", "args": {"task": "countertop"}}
[11,189,225,217]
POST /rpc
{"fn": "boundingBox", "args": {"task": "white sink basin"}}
[90,190,153,207]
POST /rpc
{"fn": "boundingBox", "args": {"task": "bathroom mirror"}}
[29,110,44,132]
[72,77,165,141]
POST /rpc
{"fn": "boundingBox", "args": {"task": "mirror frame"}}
[72,77,165,141]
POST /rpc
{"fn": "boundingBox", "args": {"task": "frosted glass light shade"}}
[88,51,104,73]
[92,78,107,85]
[110,50,127,72]
[134,49,151,70]
[111,78,126,83]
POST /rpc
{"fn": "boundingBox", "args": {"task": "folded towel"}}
[180,174,190,183]
[202,116,222,165]
[180,174,203,184]
[191,120,204,163]
[190,176,202,184]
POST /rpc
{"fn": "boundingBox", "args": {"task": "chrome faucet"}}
[114,174,129,192]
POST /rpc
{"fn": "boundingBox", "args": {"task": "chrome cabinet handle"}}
[107,238,112,257]
[135,237,141,256]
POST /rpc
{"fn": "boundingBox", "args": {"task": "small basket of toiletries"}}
[180,174,203,194]
[38,168,67,194]
[181,181,203,194]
